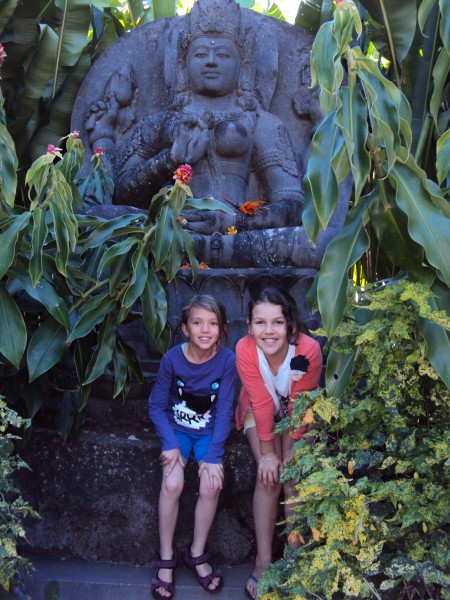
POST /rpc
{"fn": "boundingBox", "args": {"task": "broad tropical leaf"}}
[390,161,450,286]
[27,317,68,381]
[0,285,27,368]
[318,197,371,336]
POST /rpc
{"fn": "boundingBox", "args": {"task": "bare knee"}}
[161,473,184,499]
[199,478,221,502]
[255,478,282,498]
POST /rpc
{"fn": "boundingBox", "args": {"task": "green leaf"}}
[418,281,450,387]
[360,0,417,63]
[325,347,355,398]
[67,291,116,342]
[430,48,450,131]
[0,285,27,368]
[303,112,343,234]
[0,211,31,278]
[355,48,403,172]
[83,312,116,385]
[180,227,199,278]
[55,391,76,442]
[117,337,143,384]
[96,237,139,277]
[151,0,177,19]
[0,0,19,36]
[11,24,59,151]
[10,269,70,328]
[141,271,167,342]
[0,124,18,207]
[440,0,450,53]
[295,0,333,34]
[335,86,371,201]
[318,197,371,336]
[50,201,70,276]
[82,213,143,250]
[53,0,91,68]
[183,197,234,213]
[310,21,342,95]
[368,179,424,275]
[390,161,450,286]
[153,204,174,270]
[27,317,68,381]
[436,127,450,185]
[30,207,48,286]
[112,339,128,398]
[122,250,148,309]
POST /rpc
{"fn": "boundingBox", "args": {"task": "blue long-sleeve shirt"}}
[148,344,236,463]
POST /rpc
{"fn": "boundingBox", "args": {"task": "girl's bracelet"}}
[258,455,277,463]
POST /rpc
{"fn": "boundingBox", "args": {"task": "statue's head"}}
[174,0,256,110]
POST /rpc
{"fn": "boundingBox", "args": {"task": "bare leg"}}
[281,430,302,550]
[156,462,185,598]
[245,427,282,600]
[190,468,222,591]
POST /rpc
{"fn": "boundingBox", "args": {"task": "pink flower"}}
[173,164,192,184]
[47,144,62,155]
[70,130,79,139]
[0,44,6,68]
[95,147,104,156]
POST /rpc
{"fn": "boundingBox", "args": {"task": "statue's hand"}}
[181,209,236,234]
[170,117,211,165]
[86,94,121,146]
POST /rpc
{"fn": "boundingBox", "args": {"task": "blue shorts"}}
[174,431,213,463]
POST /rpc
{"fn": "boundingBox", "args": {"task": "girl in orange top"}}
[235,287,322,600]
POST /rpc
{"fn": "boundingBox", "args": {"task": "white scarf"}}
[256,344,296,414]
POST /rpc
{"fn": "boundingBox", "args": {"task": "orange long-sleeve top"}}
[235,333,322,441]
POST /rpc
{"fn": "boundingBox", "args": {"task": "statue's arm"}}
[113,115,178,207]
[246,112,304,230]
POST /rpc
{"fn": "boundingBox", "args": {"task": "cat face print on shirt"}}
[173,377,220,430]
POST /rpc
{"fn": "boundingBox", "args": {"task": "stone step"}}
[22,556,253,600]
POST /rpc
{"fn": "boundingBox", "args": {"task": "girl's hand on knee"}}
[257,455,282,489]
[160,448,184,477]
[198,461,224,489]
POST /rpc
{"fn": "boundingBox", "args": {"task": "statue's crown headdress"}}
[188,0,242,41]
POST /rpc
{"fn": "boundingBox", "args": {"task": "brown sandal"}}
[183,545,224,593]
[151,552,177,600]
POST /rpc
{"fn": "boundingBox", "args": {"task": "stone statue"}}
[73,0,347,269]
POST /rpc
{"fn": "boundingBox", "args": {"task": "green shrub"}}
[263,280,450,599]
[0,397,38,592]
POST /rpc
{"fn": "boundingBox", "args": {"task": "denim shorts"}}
[174,430,213,463]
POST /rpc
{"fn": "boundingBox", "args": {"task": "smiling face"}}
[186,36,240,97]
[182,307,221,355]
[248,302,290,365]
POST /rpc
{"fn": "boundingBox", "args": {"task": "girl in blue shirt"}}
[148,294,236,599]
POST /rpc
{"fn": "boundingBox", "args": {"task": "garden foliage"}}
[0,397,37,592]
[261,281,450,599]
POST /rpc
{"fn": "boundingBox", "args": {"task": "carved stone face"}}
[186,36,240,97]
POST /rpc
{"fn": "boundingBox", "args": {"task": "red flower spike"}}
[47,144,62,155]
[173,164,193,184]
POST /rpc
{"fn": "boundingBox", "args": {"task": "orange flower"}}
[348,460,356,475]
[239,200,265,215]
[199,262,210,269]
[227,226,238,235]
[303,408,316,424]
[180,263,191,269]
[288,531,305,545]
